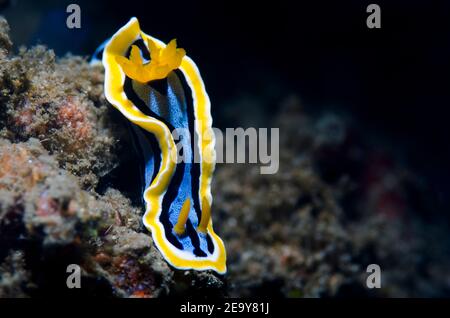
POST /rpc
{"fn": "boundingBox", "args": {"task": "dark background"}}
[2,0,450,216]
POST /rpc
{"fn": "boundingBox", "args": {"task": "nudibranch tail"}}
[96,17,226,274]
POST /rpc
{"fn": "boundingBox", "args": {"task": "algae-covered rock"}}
[0,16,449,298]
[213,96,450,297]
[0,17,222,297]
[0,18,116,188]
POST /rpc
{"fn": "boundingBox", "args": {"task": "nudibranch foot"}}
[95,17,226,274]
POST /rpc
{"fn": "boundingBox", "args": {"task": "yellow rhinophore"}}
[174,198,191,236]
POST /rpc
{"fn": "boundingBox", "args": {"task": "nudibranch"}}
[92,18,226,273]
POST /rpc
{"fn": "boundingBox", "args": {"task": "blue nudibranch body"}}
[93,17,226,274]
